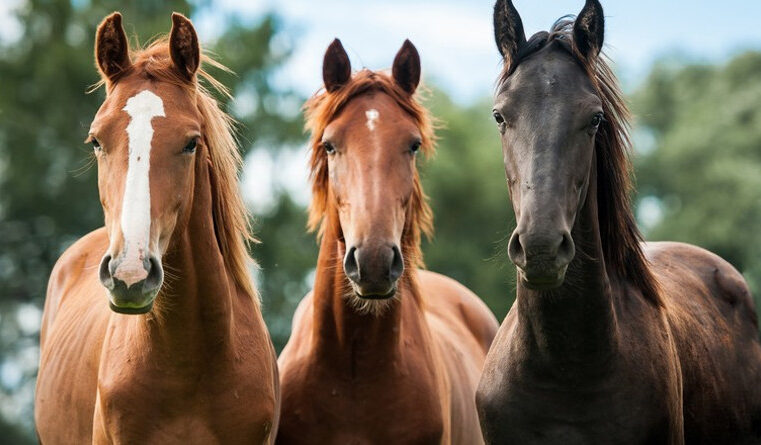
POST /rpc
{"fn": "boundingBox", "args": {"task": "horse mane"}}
[99,39,258,302]
[500,19,661,306]
[303,69,434,270]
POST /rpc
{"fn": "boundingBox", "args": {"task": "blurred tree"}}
[209,17,311,352]
[253,194,317,350]
[421,91,516,319]
[0,0,301,438]
[211,16,304,147]
[632,51,761,313]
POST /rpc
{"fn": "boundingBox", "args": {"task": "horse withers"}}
[477,1,761,444]
[277,39,499,444]
[35,13,279,443]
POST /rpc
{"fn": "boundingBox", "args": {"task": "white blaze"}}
[117,90,165,286]
[365,109,379,131]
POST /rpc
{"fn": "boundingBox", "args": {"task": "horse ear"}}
[493,0,526,68]
[323,39,351,93]
[95,12,131,81]
[169,12,200,81]
[573,0,605,59]
[392,40,421,95]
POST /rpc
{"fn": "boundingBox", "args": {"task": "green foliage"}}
[209,16,304,148]
[632,51,761,309]
[0,415,34,445]
[253,194,318,351]
[421,90,516,318]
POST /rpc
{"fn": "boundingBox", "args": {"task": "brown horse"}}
[34,13,279,443]
[476,1,761,444]
[277,39,498,444]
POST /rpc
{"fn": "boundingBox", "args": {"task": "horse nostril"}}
[99,254,114,289]
[507,231,526,268]
[556,231,575,265]
[144,255,163,291]
[343,246,360,283]
[389,245,404,282]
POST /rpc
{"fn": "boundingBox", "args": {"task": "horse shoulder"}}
[417,269,499,355]
[644,241,758,331]
[417,270,496,445]
[36,227,110,443]
[277,291,317,428]
[644,241,761,440]
[278,291,314,369]
[41,227,109,338]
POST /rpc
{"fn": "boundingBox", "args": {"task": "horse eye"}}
[492,111,505,125]
[410,141,422,154]
[183,138,197,153]
[323,141,336,154]
[91,138,101,151]
[591,113,604,127]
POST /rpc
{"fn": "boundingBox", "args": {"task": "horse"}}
[276,39,499,444]
[476,1,761,443]
[34,13,279,443]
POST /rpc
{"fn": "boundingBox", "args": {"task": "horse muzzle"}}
[99,253,163,314]
[343,244,404,300]
[518,265,568,290]
[509,229,575,290]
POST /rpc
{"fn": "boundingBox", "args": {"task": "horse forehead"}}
[342,93,400,121]
[123,90,165,117]
[93,81,196,135]
[503,47,590,98]
[336,94,415,140]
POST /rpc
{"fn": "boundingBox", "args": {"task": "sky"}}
[193,0,761,103]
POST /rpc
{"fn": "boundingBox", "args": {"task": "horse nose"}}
[99,254,163,313]
[344,246,360,283]
[98,254,115,290]
[508,229,574,276]
[343,244,404,298]
[389,245,404,282]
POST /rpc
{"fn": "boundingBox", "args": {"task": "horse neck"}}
[128,150,244,360]
[311,215,429,375]
[515,152,619,373]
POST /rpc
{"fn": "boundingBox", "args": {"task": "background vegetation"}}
[0,0,759,441]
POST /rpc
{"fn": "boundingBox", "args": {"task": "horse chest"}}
[478,353,676,444]
[94,361,276,444]
[279,360,444,444]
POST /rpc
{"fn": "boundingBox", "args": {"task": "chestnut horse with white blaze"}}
[35,13,279,443]
[277,39,499,444]
[477,1,761,443]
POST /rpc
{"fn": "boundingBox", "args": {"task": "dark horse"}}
[476,1,761,443]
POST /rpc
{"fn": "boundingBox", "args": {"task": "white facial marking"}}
[365,109,379,131]
[116,90,165,286]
